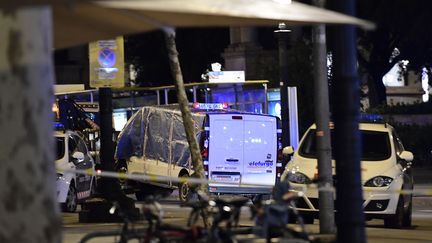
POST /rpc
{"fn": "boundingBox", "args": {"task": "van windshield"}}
[299,129,391,161]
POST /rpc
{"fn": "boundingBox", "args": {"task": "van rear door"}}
[207,114,277,194]
[208,114,243,186]
[242,115,277,187]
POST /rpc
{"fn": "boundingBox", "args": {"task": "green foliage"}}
[392,123,432,167]
[367,98,432,114]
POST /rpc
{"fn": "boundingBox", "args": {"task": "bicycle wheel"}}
[79,230,123,243]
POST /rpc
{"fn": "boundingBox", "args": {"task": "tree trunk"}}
[0,7,62,243]
[163,29,207,192]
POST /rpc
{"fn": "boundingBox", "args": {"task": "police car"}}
[55,127,96,212]
[282,117,414,228]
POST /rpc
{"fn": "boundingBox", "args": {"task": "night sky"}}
[118,0,432,86]
[54,0,432,92]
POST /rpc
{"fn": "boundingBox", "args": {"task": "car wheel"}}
[178,174,190,202]
[62,184,78,213]
[135,191,150,201]
[403,196,413,228]
[384,196,404,229]
[90,178,97,196]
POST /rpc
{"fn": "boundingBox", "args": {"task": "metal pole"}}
[275,23,291,148]
[329,0,365,242]
[193,85,197,102]
[287,87,299,150]
[98,88,127,202]
[312,0,335,234]
[99,87,115,172]
[263,83,268,114]
[164,89,169,105]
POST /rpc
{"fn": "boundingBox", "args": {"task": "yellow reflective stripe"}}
[118,172,127,180]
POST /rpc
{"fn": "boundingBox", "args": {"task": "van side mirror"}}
[282,146,294,156]
[399,151,413,162]
[71,151,85,163]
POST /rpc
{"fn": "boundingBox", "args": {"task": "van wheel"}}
[384,197,404,228]
[62,184,78,213]
[178,174,190,202]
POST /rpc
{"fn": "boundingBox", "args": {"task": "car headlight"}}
[364,176,393,187]
[287,172,311,184]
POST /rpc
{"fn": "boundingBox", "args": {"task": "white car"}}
[282,121,414,228]
[55,130,96,212]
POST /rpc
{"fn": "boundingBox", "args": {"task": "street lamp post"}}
[274,23,291,148]
[312,0,335,234]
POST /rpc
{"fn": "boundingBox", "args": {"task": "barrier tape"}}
[60,168,272,189]
[290,183,432,197]
[59,168,432,196]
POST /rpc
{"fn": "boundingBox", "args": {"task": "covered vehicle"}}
[115,104,283,201]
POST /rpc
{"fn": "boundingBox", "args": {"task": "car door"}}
[69,134,93,199]
[392,130,413,203]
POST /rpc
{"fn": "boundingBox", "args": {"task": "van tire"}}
[62,184,78,213]
[178,174,190,202]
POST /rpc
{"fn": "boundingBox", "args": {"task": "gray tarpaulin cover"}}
[115,106,205,168]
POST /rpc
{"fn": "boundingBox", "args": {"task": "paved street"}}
[62,196,432,243]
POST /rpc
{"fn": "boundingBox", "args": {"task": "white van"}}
[115,104,282,201]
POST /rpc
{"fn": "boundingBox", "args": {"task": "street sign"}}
[208,71,245,83]
[89,36,125,88]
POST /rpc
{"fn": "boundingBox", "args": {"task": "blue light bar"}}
[192,102,228,110]
[359,113,384,123]
[53,122,65,131]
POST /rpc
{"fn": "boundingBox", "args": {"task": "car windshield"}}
[299,129,391,161]
[56,137,65,160]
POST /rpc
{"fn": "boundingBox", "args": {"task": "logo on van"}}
[248,161,273,168]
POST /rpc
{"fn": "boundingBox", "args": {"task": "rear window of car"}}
[56,137,65,160]
[299,129,391,161]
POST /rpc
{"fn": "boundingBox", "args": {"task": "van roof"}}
[142,104,278,118]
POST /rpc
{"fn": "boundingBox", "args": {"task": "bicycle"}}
[79,189,209,243]
[79,181,316,243]
[173,182,314,243]
[243,180,316,243]
[79,201,147,243]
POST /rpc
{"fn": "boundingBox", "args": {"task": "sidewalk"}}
[412,166,432,209]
